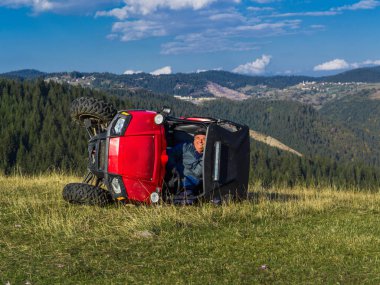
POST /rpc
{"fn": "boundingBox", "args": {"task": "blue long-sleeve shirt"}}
[167,142,204,182]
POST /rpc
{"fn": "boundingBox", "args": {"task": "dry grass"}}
[1,174,380,284]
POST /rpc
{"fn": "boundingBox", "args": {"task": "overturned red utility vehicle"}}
[63,97,250,206]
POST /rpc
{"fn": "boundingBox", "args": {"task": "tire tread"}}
[63,183,112,206]
[70,97,117,125]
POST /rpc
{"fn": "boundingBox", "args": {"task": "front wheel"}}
[63,183,113,206]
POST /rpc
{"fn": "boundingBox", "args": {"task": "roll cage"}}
[163,115,250,201]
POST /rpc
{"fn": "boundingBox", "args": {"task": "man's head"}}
[193,127,206,153]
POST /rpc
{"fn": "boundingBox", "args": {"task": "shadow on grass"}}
[247,192,299,203]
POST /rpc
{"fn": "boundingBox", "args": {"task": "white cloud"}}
[336,0,380,11]
[104,5,265,45]
[247,6,274,12]
[236,20,300,32]
[196,67,222,73]
[161,31,259,54]
[123,69,142,74]
[209,11,244,21]
[233,54,271,75]
[160,17,301,55]
[107,6,297,50]
[270,11,338,17]
[268,0,379,19]
[0,0,54,11]
[314,58,380,71]
[310,24,325,29]
[250,0,277,3]
[34,0,53,11]
[313,59,350,71]
[3,0,306,56]
[362,59,380,65]
[96,7,128,19]
[111,20,167,41]
[96,0,219,19]
[0,0,120,13]
[351,62,361,69]
[150,66,172,75]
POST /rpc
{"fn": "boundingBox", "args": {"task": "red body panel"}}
[108,136,155,179]
[108,111,167,203]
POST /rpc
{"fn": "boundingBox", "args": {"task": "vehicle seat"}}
[173,130,193,145]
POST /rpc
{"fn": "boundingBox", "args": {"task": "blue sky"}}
[0,0,379,76]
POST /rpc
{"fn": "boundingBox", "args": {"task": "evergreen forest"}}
[1,78,380,190]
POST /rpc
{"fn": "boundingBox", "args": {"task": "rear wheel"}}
[63,183,113,206]
[70,97,117,135]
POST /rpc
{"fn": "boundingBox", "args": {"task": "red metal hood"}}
[108,136,155,181]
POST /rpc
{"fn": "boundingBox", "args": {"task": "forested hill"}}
[0,79,132,174]
[1,78,380,189]
[320,89,380,142]
[321,66,380,83]
[116,88,380,166]
[0,69,46,80]
[205,99,380,164]
[0,69,313,89]
[0,66,380,96]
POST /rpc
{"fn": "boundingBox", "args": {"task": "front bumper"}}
[87,132,107,179]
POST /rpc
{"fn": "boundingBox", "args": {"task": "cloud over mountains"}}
[150,66,172,75]
[314,58,380,71]
[314,59,350,71]
[233,55,271,75]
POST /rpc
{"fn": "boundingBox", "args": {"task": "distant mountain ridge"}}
[321,66,380,83]
[0,69,46,79]
[2,65,380,86]
[2,67,380,112]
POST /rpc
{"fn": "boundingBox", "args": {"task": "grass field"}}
[1,174,380,284]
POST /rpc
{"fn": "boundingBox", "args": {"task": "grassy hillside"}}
[1,175,380,284]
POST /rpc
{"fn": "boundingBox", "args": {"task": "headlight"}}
[154,114,164,125]
[113,117,126,135]
[150,192,160,203]
[111,177,122,194]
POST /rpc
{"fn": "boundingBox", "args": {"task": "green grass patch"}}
[1,175,380,284]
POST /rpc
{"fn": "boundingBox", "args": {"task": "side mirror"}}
[161,106,171,115]
[154,106,171,125]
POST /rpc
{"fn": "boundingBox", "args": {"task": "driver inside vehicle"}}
[166,127,206,203]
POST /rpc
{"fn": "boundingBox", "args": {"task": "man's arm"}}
[189,157,203,177]
[183,143,203,178]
